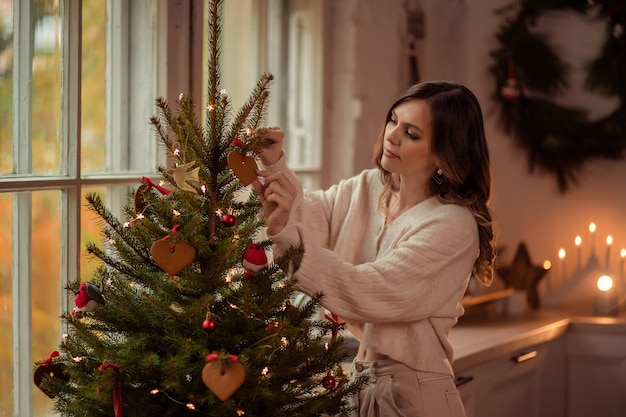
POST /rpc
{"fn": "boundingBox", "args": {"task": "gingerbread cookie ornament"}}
[202,352,245,401]
[150,225,196,276]
[227,151,258,186]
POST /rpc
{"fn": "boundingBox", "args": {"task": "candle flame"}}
[558,248,566,259]
[621,248,626,258]
[589,222,596,233]
[575,236,582,246]
[543,260,552,270]
[597,275,613,292]
[606,235,613,246]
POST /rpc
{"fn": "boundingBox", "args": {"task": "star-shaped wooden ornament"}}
[497,242,548,309]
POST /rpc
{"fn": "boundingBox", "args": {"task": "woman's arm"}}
[270,202,478,323]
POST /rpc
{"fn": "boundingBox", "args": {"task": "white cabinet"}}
[455,336,565,417]
[566,323,626,417]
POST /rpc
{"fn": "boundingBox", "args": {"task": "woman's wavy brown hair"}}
[373,81,495,286]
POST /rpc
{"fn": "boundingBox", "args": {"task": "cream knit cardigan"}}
[264,155,479,375]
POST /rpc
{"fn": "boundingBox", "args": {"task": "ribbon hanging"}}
[206,351,239,363]
[232,138,247,163]
[325,312,346,346]
[41,350,60,366]
[160,224,181,251]
[99,363,123,417]
[141,177,171,195]
[324,312,346,327]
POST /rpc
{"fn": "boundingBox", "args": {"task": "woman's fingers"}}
[257,127,285,166]
[263,127,285,144]
[251,170,295,235]
[251,178,265,200]
[263,173,294,203]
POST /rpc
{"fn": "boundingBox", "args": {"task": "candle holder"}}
[544,223,625,315]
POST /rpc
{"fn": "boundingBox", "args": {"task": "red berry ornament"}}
[322,374,337,389]
[202,318,216,332]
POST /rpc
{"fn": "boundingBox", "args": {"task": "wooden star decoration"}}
[497,242,548,309]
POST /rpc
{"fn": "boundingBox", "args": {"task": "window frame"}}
[2,0,325,415]
[2,0,173,415]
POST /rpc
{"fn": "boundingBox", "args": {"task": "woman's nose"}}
[386,127,400,144]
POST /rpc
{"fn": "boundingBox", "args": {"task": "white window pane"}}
[217,0,322,185]
[221,0,259,109]
[80,184,134,279]
[83,0,161,176]
[31,3,62,175]
[81,0,107,173]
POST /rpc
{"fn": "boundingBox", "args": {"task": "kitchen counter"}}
[450,305,626,372]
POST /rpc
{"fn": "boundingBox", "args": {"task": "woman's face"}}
[380,99,437,181]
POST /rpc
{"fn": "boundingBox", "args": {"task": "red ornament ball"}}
[202,318,216,332]
[322,374,337,389]
[222,214,236,227]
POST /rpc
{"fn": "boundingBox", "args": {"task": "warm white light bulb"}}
[558,248,566,259]
[543,260,552,270]
[575,236,582,246]
[621,248,626,258]
[597,275,613,292]
[606,235,613,246]
[589,222,597,233]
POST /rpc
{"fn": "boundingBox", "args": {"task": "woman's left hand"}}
[252,170,297,236]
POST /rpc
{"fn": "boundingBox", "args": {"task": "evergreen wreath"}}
[490,0,626,192]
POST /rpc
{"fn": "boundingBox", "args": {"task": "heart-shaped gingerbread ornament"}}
[34,362,69,398]
[150,239,196,276]
[134,184,148,212]
[202,361,246,401]
[227,150,258,186]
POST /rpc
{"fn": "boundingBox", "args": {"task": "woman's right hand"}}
[257,127,285,166]
[251,170,297,236]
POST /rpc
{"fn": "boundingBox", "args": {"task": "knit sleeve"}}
[261,153,370,250]
[270,202,478,323]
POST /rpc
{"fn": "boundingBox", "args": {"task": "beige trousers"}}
[348,358,467,417]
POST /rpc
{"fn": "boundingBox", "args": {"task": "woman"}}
[253,81,495,417]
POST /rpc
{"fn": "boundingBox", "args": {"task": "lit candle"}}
[558,248,567,282]
[575,235,582,269]
[605,235,613,269]
[543,260,552,294]
[589,222,597,255]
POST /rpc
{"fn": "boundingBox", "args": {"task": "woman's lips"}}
[384,148,399,159]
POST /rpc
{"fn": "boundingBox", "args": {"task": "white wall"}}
[323,0,626,306]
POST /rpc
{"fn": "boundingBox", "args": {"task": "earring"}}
[433,168,445,185]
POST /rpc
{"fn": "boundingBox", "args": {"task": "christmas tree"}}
[34,1,364,415]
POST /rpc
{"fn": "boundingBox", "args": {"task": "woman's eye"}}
[406,131,418,140]
[388,118,397,126]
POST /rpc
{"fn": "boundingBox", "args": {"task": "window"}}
[219,0,323,189]
[0,1,323,415]
[0,1,166,415]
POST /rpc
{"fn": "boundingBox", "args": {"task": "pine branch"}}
[85,193,152,263]
[225,74,274,149]
[206,0,223,149]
